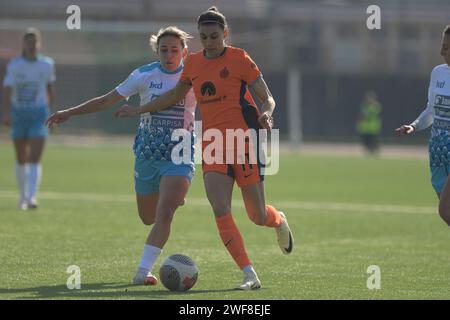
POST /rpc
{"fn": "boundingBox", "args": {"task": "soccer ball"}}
[159,254,199,291]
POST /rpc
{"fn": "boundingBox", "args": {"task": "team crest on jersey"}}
[220,67,229,79]
[201,81,216,96]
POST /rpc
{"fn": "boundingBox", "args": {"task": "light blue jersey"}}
[115,61,196,195]
[3,55,55,139]
[412,64,450,192]
[116,61,196,163]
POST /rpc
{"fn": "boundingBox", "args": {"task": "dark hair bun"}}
[197,6,227,29]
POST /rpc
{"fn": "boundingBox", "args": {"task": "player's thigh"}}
[28,137,46,163]
[158,162,194,209]
[13,139,28,164]
[203,171,234,216]
[134,158,160,225]
[232,137,264,189]
[240,181,267,224]
[157,176,190,215]
[136,193,159,225]
[438,169,450,209]
[159,176,190,206]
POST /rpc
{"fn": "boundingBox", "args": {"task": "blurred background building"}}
[1,0,449,144]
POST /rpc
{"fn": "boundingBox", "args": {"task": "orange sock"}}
[265,205,284,228]
[215,213,251,270]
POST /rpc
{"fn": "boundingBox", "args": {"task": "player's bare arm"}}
[47,82,56,114]
[251,76,276,130]
[46,89,124,128]
[1,86,12,126]
[395,103,433,137]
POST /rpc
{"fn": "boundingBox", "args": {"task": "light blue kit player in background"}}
[396,25,450,227]
[45,26,197,285]
[1,28,56,210]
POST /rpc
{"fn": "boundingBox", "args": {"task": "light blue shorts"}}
[11,106,49,140]
[134,157,195,195]
[429,133,450,193]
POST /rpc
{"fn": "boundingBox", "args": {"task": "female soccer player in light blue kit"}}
[396,25,450,227]
[1,28,56,210]
[46,26,196,285]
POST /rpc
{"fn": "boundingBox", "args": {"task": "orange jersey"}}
[180,46,262,132]
[181,47,265,186]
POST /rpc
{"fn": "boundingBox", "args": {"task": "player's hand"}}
[114,104,140,118]
[45,110,71,129]
[258,111,274,131]
[395,125,415,136]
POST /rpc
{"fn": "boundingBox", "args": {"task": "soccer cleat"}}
[18,199,28,210]
[235,272,261,290]
[27,198,38,209]
[276,212,294,254]
[133,268,158,286]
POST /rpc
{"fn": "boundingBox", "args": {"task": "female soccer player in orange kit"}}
[115,7,294,290]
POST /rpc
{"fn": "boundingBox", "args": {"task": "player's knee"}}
[138,209,156,225]
[439,214,450,227]
[140,215,155,226]
[159,197,181,213]
[438,202,450,226]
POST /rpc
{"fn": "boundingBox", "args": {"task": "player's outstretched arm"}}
[395,104,434,137]
[46,89,124,129]
[114,81,191,118]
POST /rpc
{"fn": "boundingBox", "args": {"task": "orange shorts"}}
[201,136,265,187]
[202,161,263,187]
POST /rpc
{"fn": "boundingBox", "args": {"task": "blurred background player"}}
[115,7,294,290]
[45,26,196,285]
[395,25,450,227]
[356,90,382,155]
[1,27,56,210]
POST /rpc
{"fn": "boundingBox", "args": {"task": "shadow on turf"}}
[0,282,245,299]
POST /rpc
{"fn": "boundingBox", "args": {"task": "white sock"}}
[28,163,42,201]
[138,244,162,272]
[243,264,256,275]
[15,163,29,201]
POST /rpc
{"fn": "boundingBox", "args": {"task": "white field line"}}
[0,191,436,215]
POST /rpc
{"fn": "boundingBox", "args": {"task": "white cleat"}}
[27,198,38,209]
[132,268,158,286]
[18,199,28,210]
[235,272,261,291]
[276,212,294,255]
